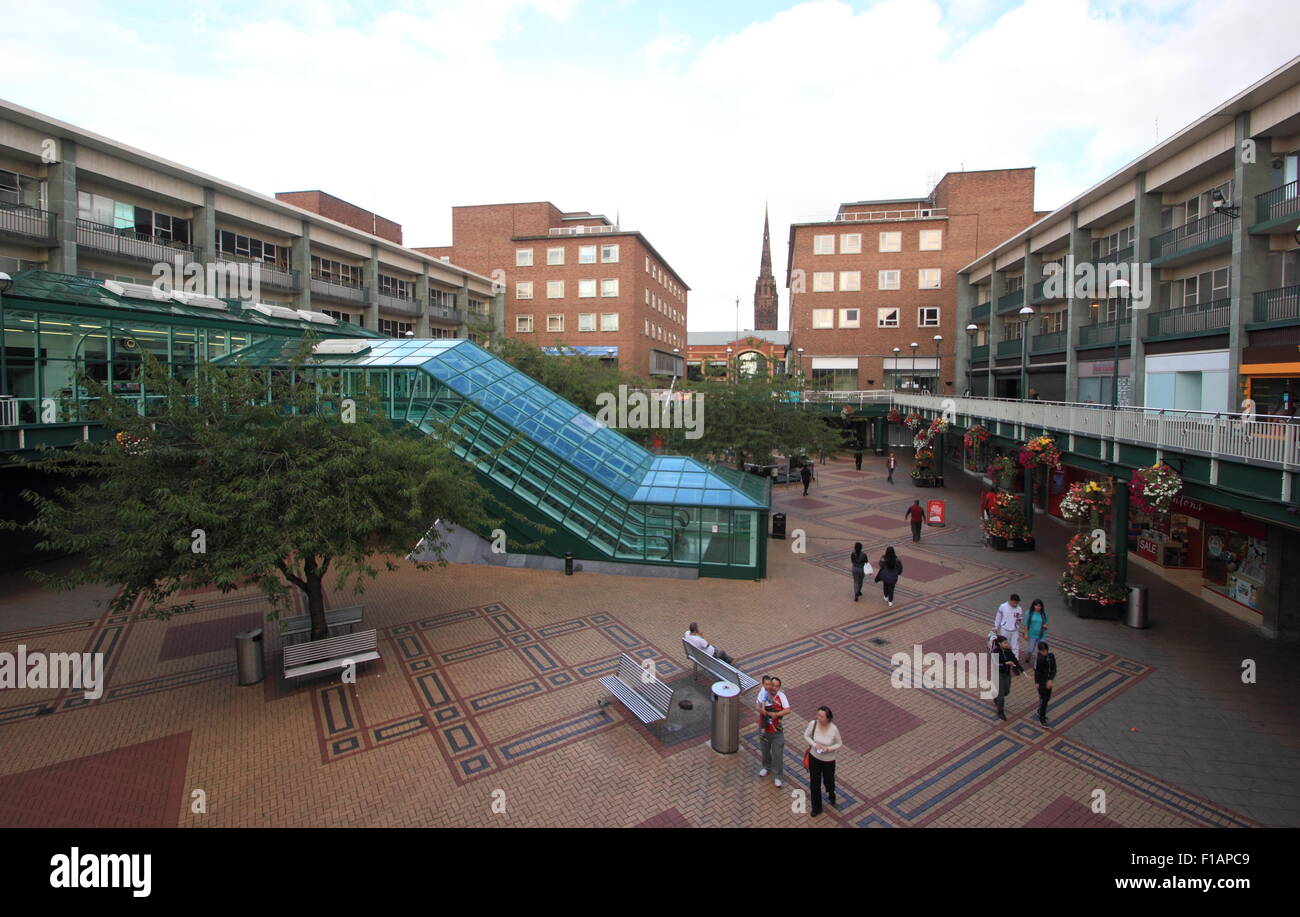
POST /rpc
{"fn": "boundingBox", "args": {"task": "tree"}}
[489,336,648,419]
[5,345,499,641]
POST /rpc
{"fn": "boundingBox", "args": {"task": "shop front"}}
[1241,343,1300,418]
[1076,357,1131,406]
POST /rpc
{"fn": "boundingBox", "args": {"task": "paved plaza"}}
[1,454,1297,828]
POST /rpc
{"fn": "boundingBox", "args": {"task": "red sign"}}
[927,500,946,526]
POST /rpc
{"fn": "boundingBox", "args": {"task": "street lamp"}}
[1018,305,1034,400]
[909,342,918,391]
[965,323,977,394]
[1108,278,1129,407]
[725,346,733,384]
[932,334,943,393]
[891,347,901,390]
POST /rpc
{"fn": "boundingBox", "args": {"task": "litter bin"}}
[235,628,264,685]
[710,680,740,754]
[1125,584,1149,629]
[771,513,787,540]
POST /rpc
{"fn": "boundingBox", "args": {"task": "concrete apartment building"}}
[786,169,1042,392]
[416,202,688,379]
[0,99,501,341]
[957,56,1300,412]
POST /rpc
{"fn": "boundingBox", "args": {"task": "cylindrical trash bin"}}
[710,680,740,754]
[235,628,264,685]
[1125,584,1149,629]
[771,513,787,540]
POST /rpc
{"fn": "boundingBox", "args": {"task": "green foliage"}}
[489,336,649,420]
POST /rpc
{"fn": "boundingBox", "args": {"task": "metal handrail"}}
[1255,180,1300,224]
[1150,212,1232,259]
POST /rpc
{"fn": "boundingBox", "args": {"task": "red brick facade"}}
[786,169,1038,392]
[275,190,403,245]
[686,334,788,381]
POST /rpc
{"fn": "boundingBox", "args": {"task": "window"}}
[547,314,564,332]
[878,270,900,290]
[919,229,943,251]
[840,233,862,254]
[879,231,901,252]
[516,281,533,300]
[1041,311,1065,334]
[311,256,361,287]
[516,315,534,333]
[839,308,860,328]
[379,275,412,300]
[516,249,533,267]
[918,307,940,327]
[601,244,619,263]
[645,257,650,272]
[321,309,352,324]
[378,319,413,338]
[918,269,941,290]
[644,289,650,304]
[579,313,596,332]
[547,247,565,265]
[877,308,899,327]
[578,245,597,264]
[547,280,564,298]
[838,271,861,292]
[578,279,597,298]
[813,234,835,255]
[600,312,619,332]
[0,168,42,208]
[812,272,834,292]
[812,309,834,329]
[601,279,619,297]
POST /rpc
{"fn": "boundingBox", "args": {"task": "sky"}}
[3,0,1298,332]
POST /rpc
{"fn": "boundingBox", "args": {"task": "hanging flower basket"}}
[1059,532,1129,607]
[114,431,146,455]
[987,455,1018,488]
[1129,462,1183,515]
[886,409,902,424]
[963,424,989,449]
[929,416,948,435]
[983,492,1030,542]
[903,413,924,432]
[1058,480,1110,524]
[1018,434,1062,470]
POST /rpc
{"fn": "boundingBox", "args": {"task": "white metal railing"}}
[548,225,624,236]
[805,208,947,224]
[0,395,17,427]
[799,390,893,404]
[889,392,1300,470]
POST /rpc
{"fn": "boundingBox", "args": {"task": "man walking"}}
[1032,641,1057,726]
[800,462,813,496]
[992,634,1025,721]
[756,675,790,787]
[887,452,897,484]
[849,542,872,602]
[994,593,1024,659]
[854,447,863,471]
[904,499,925,542]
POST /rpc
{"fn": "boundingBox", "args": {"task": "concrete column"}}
[364,244,380,331]
[46,139,78,275]
[1229,115,1274,408]
[491,286,506,338]
[988,269,1006,397]
[415,274,431,337]
[956,273,976,394]
[1064,217,1093,400]
[1111,474,1129,586]
[1260,525,1300,641]
[1129,172,1162,406]
[1023,251,1043,398]
[192,187,217,267]
[455,282,471,338]
[292,221,311,311]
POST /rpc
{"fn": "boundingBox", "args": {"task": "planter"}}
[989,535,1035,551]
[911,476,942,488]
[1066,594,1124,620]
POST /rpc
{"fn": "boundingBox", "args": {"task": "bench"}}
[279,605,364,644]
[598,653,673,725]
[283,629,380,681]
[682,640,760,694]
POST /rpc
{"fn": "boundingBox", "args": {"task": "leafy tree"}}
[4,345,499,641]
[490,337,648,418]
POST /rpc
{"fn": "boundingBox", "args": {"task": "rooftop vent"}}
[295,309,339,325]
[248,302,305,321]
[311,339,372,355]
[101,280,171,301]
[169,289,229,310]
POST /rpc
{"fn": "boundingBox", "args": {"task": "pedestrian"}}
[1023,598,1048,664]
[849,542,873,602]
[1032,641,1057,726]
[1028,388,1040,400]
[904,499,925,542]
[854,448,863,471]
[887,452,896,484]
[980,487,998,545]
[756,675,790,787]
[992,634,1026,721]
[874,546,902,606]
[994,593,1024,659]
[800,462,813,496]
[803,706,843,817]
[683,622,733,664]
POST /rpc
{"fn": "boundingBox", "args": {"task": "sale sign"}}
[927,500,946,526]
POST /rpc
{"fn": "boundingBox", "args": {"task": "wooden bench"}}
[598,653,673,725]
[283,629,380,681]
[279,605,364,644]
[682,640,760,694]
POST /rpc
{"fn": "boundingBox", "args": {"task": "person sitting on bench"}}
[684,622,733,664]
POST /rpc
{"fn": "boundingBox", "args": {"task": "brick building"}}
[686,330,789,381]
[786,169,1042,392]
[416,202,687,378]
[275,190,403,245]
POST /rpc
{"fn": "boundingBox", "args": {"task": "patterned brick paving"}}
[0,454,1289,827]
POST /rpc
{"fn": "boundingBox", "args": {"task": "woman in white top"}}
[803,706,843,817]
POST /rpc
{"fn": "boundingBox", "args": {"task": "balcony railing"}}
[996,288,1025,313]
[970,344,989,363]
[310,276,368,305]
[996,338,1026,358]
[1150,213,1232,260]
[1077,319,1131,347]
[378,292,419,314]
[1253,285,1300,324]
[76,219,195,263]
[1146,299,1230,338]
[1031,330,1068,354]
[214,253,298,291]
[0,203,57,244]
[1255,180,1300,225]
[548,225,624,236]
[1093,244,1134,265]
[971,302,990,321]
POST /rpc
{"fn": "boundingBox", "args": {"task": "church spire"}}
[753,204,778,330]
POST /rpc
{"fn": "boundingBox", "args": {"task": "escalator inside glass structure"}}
[224,338,770,579]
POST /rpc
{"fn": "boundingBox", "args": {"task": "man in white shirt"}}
[684,622,732,664]
[994,594,1024,659]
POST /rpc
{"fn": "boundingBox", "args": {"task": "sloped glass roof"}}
[219,337,769,509]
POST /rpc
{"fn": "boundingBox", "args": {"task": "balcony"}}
[1093,244,1134,265]
[1146,299,1230,339]
[811,207,947,224]
[548,225,624,237]
[1149,213,1232,262]
[214,252,298,292]
[1253,285,1300,324]
[996,338,1026,359]
[1076,319,1131,348]
[0,203,57,246]
[378,291,419,315]
[76,219,195,264]
[310,276,368,305]
[969,343,989,363]
[1254,180,1300,229]
[996,288,1025,313]
[1030,330,1067,354]
[971,302,990,321]
[1030,280,1054,303]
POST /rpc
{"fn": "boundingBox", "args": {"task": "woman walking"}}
[1024,598,1048,664]
[874,546,903,607]
[804,706,843,817]
[849,542,873,602]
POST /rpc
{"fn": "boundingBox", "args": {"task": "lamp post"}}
[909,342,918,391]
[725,346,734,384]
[1108,278,1129,408]
[1018,305,1034,400]
[932,334,943,393]
[965,323,977,395]
[892,347,901,390]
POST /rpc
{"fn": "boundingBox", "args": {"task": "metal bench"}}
[283,629,380,681]
[597,653,673,725]
[279,605,364,644]
[682,640,759,694]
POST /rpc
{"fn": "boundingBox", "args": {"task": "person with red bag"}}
[802,706,843,817]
